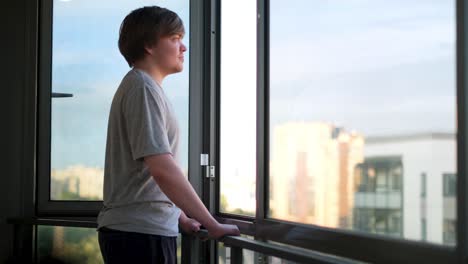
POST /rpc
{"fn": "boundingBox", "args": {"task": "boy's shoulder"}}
[122,69,146,87]
[117,69,153,95]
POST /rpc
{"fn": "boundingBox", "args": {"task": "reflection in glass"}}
[37,226,182,263]
[38,226,102,264]
[269,0,456,245]
[50,0,190,200]
[219,0,256,216]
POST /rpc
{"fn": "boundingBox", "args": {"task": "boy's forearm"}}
[146,156,219,231]
[179,210,189,224]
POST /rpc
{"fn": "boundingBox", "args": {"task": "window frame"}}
[36,0,211,262]
[214,0,257,223]
[36,0,204,216]
[37,0,102,216]
[35,0,468,262]
[214,0,468,263]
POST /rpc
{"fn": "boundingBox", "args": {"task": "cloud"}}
[269,56,456,136]
[271,22,454,84]
[264,0,456,136]
[269,0,454,83]
[54,0,189,19]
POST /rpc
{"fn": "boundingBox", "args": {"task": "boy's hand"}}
[179,215,202,235]
[207,223,240,239]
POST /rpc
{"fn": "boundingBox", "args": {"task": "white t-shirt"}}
[97,68,181,237]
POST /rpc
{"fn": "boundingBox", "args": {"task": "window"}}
[376,168,388,192]
[34,0,211,263]
[421,173,427,198]
[30,0,467,263]
[212,0,463,262]
[443,173,457,197]
[38,0,190,213]
[352,208,402,237]
[443,219,456,246]
[421,219,427,241]
[352,158,403,193]
[268,0,456,246]
[390,166,403,191]
[219,0,257,217]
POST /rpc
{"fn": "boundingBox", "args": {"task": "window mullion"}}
[256,0,268,226]
[456,0,468,262]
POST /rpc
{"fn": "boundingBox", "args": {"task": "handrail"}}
[7,217,97,228]
[7,217,357,264]
[187,229,355,263]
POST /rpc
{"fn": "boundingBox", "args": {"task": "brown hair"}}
[118,6,185,67]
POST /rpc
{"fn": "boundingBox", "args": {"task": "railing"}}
[7,217,357,264]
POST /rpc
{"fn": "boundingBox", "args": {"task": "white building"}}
[357,133,456,245]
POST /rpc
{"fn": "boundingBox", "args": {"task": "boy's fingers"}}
[192,225,200,232]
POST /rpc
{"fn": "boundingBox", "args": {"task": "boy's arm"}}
[144,154,240,239]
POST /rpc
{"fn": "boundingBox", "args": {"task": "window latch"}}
[200,154,215,178]
[208,165,215,179]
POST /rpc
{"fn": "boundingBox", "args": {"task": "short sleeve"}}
[123,83,172,161]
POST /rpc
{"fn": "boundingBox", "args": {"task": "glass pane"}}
[218,242,255,264]
[37,226,102,264]
[269,0,456,245]
[50,0,190,200]
[219,0,256,216]
[37,226,182,263]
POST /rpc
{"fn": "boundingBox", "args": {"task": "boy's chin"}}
[173,66,184,73]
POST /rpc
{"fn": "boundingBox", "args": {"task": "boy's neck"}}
[133,60,166,87]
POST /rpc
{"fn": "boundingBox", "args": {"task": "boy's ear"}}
[144,45,154,55]
[144,41,158,55]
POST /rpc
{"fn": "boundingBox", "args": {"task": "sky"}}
[50,0,456,177]
[268,0,456,136]
[51,0,189,170]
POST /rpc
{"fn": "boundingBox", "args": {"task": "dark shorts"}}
[98,227,177,264]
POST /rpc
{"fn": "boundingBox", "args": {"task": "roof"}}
[366,132,456,144]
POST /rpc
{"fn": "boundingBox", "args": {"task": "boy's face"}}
[148,33,187,75]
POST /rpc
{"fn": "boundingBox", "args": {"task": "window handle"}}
[51,92,73,98]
